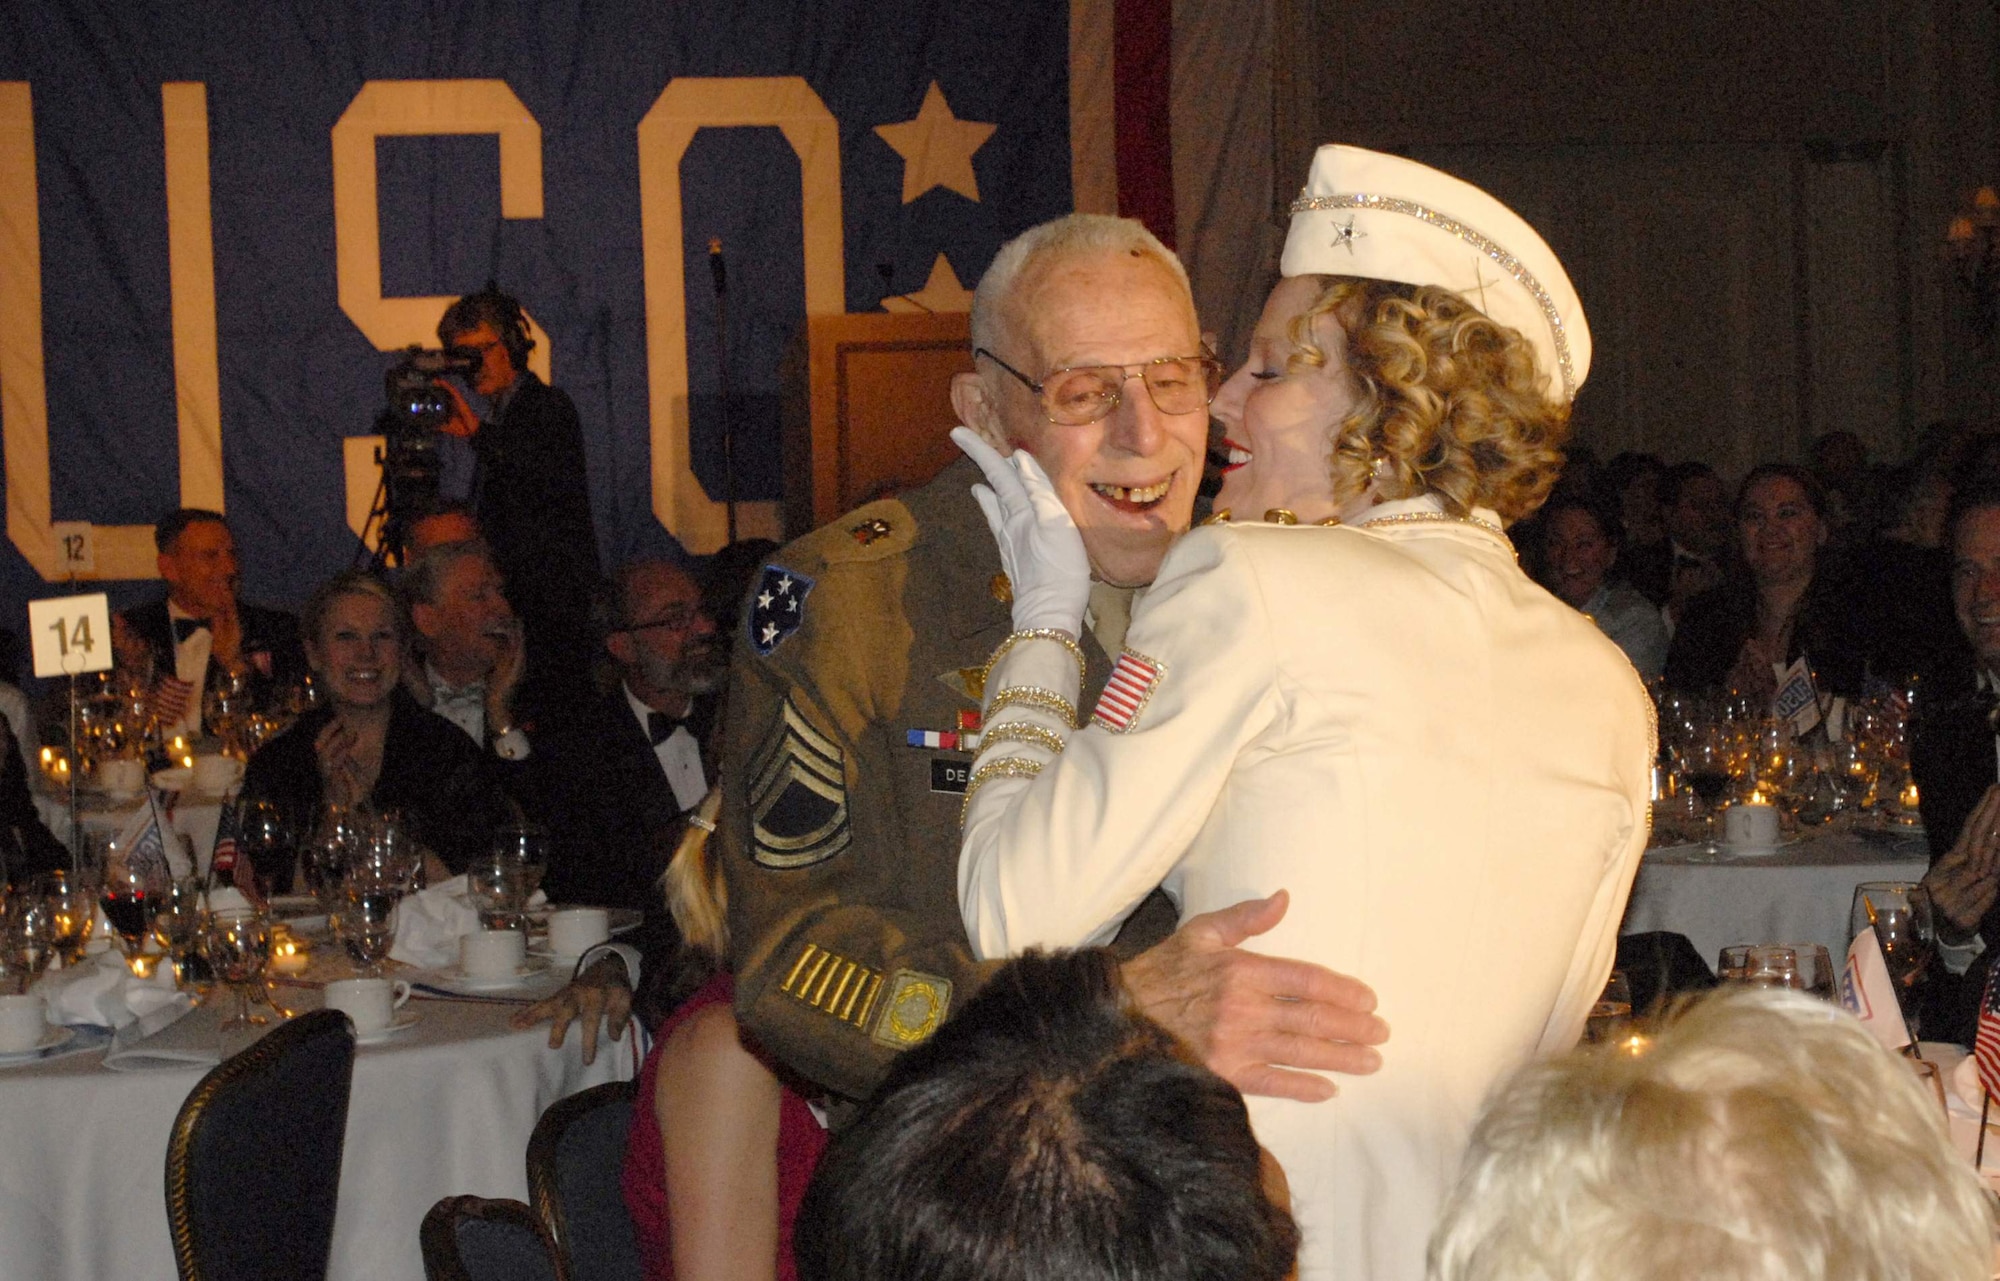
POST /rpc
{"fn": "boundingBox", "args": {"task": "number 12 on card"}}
[27,593,113,678]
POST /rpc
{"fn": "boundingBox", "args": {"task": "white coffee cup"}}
[1724,801,1782,848]
[96,757,144,798]
[0,993,50,1053]
[323,977,412,1034]
[546,908,610,959]
[191,754,240,794]
[461,928,527,978]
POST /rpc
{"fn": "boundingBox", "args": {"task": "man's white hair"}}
[968,214,1192,361]
[1427,985,1991,1281]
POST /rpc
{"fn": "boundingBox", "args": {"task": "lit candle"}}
[1900,780,1921,810]
[1619,1032,1650,1057]
[179,753,194,770]
[1949,215,1977,244]
[267,926,309,976]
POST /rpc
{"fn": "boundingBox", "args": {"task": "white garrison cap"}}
[1283,144,1591,404]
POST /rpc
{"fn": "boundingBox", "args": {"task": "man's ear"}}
[950,371,1011,453]
[408,600,440,643]
[604,630,633,669]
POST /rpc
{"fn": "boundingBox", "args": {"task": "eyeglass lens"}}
[1042,358,1220,425]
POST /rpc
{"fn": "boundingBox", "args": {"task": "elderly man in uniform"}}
[527,214,1387,1100]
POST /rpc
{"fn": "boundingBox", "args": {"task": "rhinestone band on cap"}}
[1288,192,1576,401]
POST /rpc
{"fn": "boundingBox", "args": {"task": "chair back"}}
[165,1009,357,1281]
[526,1079,642,1281]
[421,1196,561,1281]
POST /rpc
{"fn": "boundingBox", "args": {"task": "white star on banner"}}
[874,81,995,203]
[760,622,779,646]
[757,590,774,610]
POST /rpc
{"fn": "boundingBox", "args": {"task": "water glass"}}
[1,892,55,993]
[491,824,549,901]
[34,870,98,968]
[1849,882,1934,1040]
[1585,971,1633,1044]
[150,875,208,986]
[466,856,529,931]
[201,906,270,1030]
[339,863,400,977]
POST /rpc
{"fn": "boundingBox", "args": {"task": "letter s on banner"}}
[637,77,840,554]
[0,83,223,581]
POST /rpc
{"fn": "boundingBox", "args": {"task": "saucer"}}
[354,1010,420,1045]
[0,1025,76,1063]
[439,958,550,991]
[1719,838,1795,858]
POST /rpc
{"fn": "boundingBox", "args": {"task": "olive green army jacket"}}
[719,458,1175,1102]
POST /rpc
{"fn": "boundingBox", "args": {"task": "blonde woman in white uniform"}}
[952,145,1653,1281]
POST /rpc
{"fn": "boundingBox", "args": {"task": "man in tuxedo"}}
[528,559,724,910]
[1913,486,2000,1041]
[403,539,534,764]
[112,509,305,734]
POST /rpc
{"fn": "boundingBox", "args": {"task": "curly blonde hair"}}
[1286,276,1569,523]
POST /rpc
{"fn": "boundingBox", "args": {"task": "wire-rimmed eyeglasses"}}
[974,347,1223,426]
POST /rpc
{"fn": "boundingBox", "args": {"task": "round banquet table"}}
[0,996,636,1281]
[1620,827,1931,969]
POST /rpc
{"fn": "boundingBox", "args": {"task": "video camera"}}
[360,345,480,569]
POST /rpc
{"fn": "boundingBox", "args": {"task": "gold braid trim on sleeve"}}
[982,628,1086,689]
[987,685,1078,729]
[975,721,1068,760]
[959,756,1045,822]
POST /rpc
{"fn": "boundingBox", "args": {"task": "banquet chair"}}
[164,1008,357,1281]
[421,1195,561,1281]
[526,1079,642,1281]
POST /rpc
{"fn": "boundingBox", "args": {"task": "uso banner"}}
[0,0,1074,645]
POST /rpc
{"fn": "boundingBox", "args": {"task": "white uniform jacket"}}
[960,496,1654,1281]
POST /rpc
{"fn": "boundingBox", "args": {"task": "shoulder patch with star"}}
[749,565,815,657]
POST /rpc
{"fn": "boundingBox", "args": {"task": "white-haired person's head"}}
[1427,985,1991,1281]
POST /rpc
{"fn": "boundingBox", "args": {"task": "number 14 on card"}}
[27,593,113,678]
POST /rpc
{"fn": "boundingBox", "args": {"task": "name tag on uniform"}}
[930,756,971,794]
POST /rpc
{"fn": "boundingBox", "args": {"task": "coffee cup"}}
[191,754,240,795]
[0,993,50,1053]
[461,928,527,978]
[96,757,144,798]
[546,908,610,959]
[1724,800,1781,848]
[323,977,412,1034]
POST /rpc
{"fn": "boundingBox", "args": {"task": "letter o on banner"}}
[638,77,841,554]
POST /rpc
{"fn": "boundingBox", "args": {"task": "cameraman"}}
[435,288,603,701]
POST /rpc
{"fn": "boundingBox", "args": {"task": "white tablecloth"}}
[0,996,636,1281]
[1621,828,1931,969]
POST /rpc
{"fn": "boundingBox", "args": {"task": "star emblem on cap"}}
[1331,215,1366,254]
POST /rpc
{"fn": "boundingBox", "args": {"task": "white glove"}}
[951,427,1091,635]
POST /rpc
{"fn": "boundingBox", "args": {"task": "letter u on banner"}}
[638,77,842,554]
[0,82,222,581]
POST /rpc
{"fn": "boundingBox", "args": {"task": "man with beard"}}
[526,559,726,909]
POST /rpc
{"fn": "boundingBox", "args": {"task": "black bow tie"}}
[646,711,687,746]
[172,617,211,642]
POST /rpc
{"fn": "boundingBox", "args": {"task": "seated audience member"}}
[792,949,1298,1281]
[1809,428,1871,546]
[1426,986,1990,1281]
[1602,451,1667,554]
[402,540,535,763]
[1657,460,1731,616]
[112,508,306,735]
[1536,497,1668,679]
[405,499,481,558]
[1848,463,1968,688]
[1665,463,1866,701]
[240,571,511,881]
[623,790,827,1281]
[1913,483,2000,1043]
[0,712,69,887]
[528,559,724,909]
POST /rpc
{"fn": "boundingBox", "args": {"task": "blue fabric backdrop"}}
[0,0,1071,679]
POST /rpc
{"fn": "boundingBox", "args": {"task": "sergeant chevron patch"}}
[750,697,850,868]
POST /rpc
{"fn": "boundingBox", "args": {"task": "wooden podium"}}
[782,311,973,537]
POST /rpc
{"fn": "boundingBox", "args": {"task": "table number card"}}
[27,592,113,678]
[49,522,95,577]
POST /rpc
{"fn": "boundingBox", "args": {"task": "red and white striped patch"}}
[1091,650,1166,734]
[153,675,192,724]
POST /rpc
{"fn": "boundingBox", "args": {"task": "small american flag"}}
[1975,962,2000,1102]
[209,803,239,879]
[1091,650,1166,734]
[152,675,193,726]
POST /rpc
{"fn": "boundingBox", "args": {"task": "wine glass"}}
[233,799,296,900]
[1585,971,1633,1044]
[1,891,55,993]
[491,824,549,901]
[150,875,208,986]
[466,856,529,931]
[33,870,98,969]
[200,906,270,1029]
[338,862,400,977]
[101,842,169,975]
[1849,882,1935,1040]
[303,803,365,935]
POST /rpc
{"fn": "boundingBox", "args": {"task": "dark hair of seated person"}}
[791,948,1298,1281]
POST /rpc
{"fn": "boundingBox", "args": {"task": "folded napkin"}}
[102,994,216,1071]
[35,951,187,1030]
[389,878,548,970]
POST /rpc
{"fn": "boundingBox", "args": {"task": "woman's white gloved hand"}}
[951,427,1091,635]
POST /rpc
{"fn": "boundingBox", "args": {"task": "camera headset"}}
[445,282,536,372]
